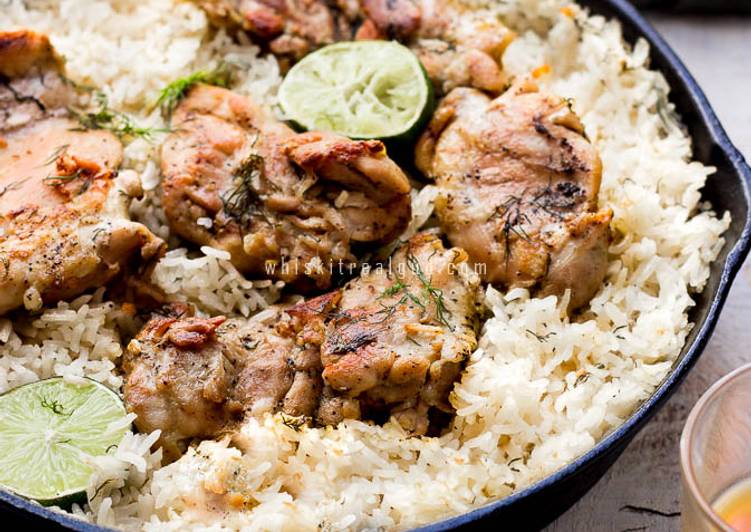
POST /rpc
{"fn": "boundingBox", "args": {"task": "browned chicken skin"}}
[124,312,233,461]
[312,232,481,433]
[160,84,411,290]
[358,0,514,94]
[124,234,481,459]
[0,30,164,315]
[124,303,324,461]
[415,81,612,311]
[198,0,359,66]
[195,0,513,94]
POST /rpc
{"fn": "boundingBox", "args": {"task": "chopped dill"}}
[489,194,534,265]
[40,144,70,167]
[0,177,29,197]
[43,168,85,186]
[379,280,407,299]
[91,226,108,242]
[406,252,453,330]
[71,92,167,142]
[376,272,426,325]
[155,62,233,119]
[280,413,307,432]
[40,396,70,416]
[525,329,556,343]
[574,372,591,387]
[221,153,265,226]
[374,300,398,323]
[242,337,259,350]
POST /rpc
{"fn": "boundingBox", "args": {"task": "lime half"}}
[0,377,129,506]
[279,40,434,141]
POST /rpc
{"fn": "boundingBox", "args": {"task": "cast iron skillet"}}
[1,0,750,529]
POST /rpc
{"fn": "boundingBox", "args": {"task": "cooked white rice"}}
[0,0,730,530]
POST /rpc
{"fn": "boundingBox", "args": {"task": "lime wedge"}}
[0,377,129,506]
[279,40,434,141]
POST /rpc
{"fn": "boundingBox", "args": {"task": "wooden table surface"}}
[546,14,751,532]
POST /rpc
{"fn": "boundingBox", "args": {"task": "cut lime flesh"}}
[0,377,128,506]
[279,40,434,140]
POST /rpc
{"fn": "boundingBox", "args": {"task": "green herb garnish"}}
[40,144,70,167]
[525,329,556,343]
[155,63,233,119]
[43,169,85,186]
[221,153,265,226]
[406,252,453,329]
[0,177,29,197]
[40,396,70,416]
[379,280,406,299]
[280,413,307,432]
[71,92,166,142]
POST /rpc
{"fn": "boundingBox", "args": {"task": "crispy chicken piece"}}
[124,312,233,461]
[0,29,74,129]
[359,0,514,94]
[124,304,325,461]
[415,81,612,311]
[197,0,359,66]
[311,232,481,433]
[0,30,164,316]
[124,234,480,458]
[195,0,513,94]
[160,84,410,291]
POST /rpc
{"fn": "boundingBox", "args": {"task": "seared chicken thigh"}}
[195,0,513,94]
[359,0,514,94]
[312,231,481,433]
[124,234,480,458]
[416,81,612,311]
[124,304,322,461]
[197,0,359,66]
[160,84,410,291]
[0,30,163,315]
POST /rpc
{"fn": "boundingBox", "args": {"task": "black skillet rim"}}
[1,0,750,529]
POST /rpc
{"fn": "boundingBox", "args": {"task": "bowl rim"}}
[679,362,751,532]
[2,0,751,530]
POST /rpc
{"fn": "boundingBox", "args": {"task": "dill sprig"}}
[378,277,424,308]
[280,413,307,432]
[155,63,233,119]
[43,168,85,186]
[526,329,556,343]
[221,153,265,225]
[405,252,453,330]
[40,396,70,416]
[379,280,406,299]
[574,372,591,387]
[489,194,534,265]
[40,144,70,167]
[71,92,166,142]
[0,177,29,197]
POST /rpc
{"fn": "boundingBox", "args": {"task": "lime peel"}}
[0,377,129,506]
